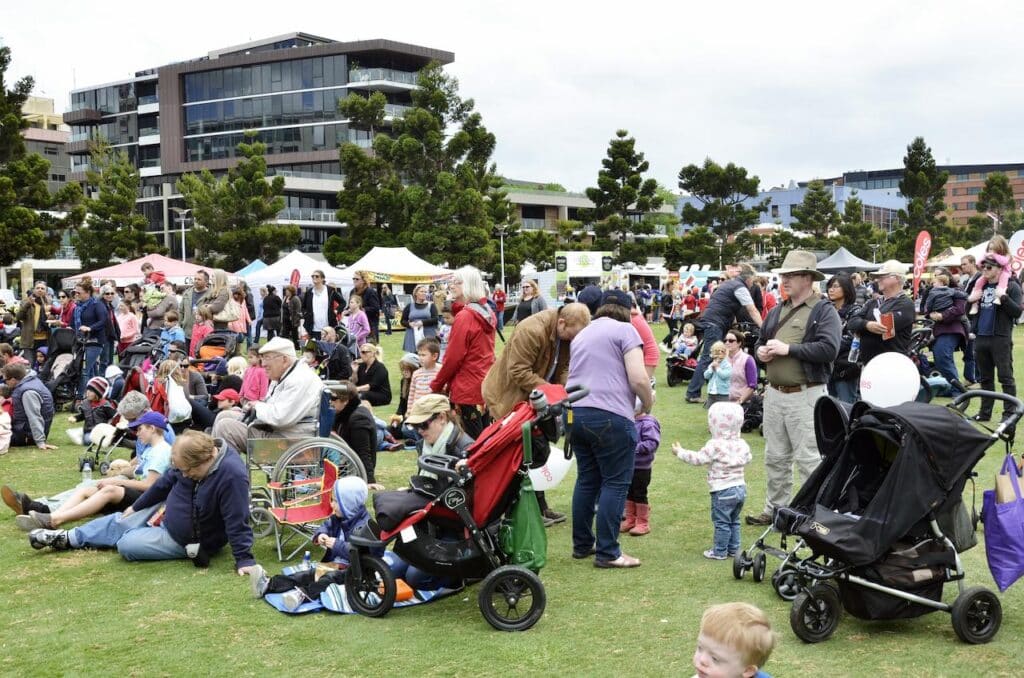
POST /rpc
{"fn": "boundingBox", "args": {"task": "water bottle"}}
[302,550,312,571]
[82,461,93,484]
[848,335,861,364]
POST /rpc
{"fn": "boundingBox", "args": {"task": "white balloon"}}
[528,444,575,490]
[859,352,920,407]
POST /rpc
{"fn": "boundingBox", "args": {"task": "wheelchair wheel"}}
[479,565,546,632]
[270,436,367,496]
[249,495,275,540]
[790,584,841,643]
[345,555,396,618]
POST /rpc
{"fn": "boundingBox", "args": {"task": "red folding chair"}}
[268,460,339,561]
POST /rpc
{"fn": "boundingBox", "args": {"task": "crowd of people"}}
[4,241,1023,675]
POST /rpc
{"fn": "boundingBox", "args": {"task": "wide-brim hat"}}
[404,393,451,425]
[870,259,907,278]
[771,250,825,281]
[259,336,296,358]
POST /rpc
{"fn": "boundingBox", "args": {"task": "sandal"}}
[594,553,641,568]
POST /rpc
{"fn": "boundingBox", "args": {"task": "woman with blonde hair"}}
[400,283,439,353]
[200,270,232,331]
[355,343,391,406]
[350,270,381,342]
[514,278,547,324]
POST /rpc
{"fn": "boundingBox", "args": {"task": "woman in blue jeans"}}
[566,290,654,569]
[74,282,108,398]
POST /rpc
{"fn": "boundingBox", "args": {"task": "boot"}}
[619,499,637,532]
[630,503,651,536]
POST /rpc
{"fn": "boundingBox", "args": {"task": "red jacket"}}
[430,300,496,406]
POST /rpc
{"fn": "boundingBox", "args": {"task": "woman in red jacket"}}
[429,266,496,439]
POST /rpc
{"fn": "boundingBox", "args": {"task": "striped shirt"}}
[408,365,440,411]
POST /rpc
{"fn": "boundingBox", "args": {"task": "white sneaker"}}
[281,588,307,611]
[249,565,269,598]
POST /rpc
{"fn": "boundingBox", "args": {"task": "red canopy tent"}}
[62,254,235,289]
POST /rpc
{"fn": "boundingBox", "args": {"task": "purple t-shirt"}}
[567,317,643,420]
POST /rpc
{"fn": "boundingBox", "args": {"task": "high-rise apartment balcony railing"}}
[64,108,103,125]
[349,68,418,87]
[272,169,345,181]
[139,158,161,168]
[384,104,411,118]
[138,94,159,106]
[66,140,93,155]
[55,246,78,260]
[275,207,341,224]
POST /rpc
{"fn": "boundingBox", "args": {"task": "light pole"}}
[869,243,880,263]
[170,207,191,262]
[496,224,507,293]
[986,211,1001,235]
[715,237,723,271]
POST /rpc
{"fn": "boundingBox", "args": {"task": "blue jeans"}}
[68,505,188,561]
[711,484,746,556]
[80,343,103,397]
[686,324,725,400]
[828,377,858,404]
[570,407,638,562]
[932,333,964,395]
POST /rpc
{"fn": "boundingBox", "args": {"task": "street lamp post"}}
[170,207,191,262]
[715,237,723,271]
[496,224,507,293]
[869,243,880,263]
[986,211,1001,235]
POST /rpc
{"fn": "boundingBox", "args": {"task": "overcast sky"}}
[5,0,1023,193]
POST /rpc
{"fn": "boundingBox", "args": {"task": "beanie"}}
[86,376,109,399]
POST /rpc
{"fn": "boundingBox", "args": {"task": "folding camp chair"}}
[268,460,339,562]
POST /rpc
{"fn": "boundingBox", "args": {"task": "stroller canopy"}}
[792,401,993,567]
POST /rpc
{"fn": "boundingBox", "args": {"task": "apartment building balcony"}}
[520,218,549,231]
[384,104,411,119]
[274,207,344,226]
[63,107,103,125]
[66,139,93,155]
[348,68,418,92]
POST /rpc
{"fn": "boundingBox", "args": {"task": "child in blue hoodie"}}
[249,476,376,609]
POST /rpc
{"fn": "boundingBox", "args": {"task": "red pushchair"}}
[346,383,586,631]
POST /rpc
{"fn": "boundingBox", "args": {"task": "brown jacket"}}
[482,308,570,419]
[17,295,46,350]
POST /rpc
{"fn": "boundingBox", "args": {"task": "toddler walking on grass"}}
[673,401,751,560]
[620,398,660,536]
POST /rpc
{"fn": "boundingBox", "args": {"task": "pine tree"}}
[678,158,768,238]
[790,180,840,240]
[976,172,1016,234]
[581,129,663,264]
[74,142,163,268]
[177,133,298,269]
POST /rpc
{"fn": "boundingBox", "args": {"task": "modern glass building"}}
[64,33,453,258]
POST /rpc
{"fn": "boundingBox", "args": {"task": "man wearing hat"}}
[685,263,763,404]
[746,250,840,526]
[481,302,591,525]
[846,260,916,367]
[969,252,1022,422]
[212,336,322,453]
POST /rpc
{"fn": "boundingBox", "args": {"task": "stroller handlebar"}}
[563,385,589,404]
[951,390,1024,429]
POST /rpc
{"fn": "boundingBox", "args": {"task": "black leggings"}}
[627,468,652,503]
[264,568,347,599]
[456,403,490,440]
[663,318,679,346]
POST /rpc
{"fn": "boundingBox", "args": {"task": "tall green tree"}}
[177,133,298,269]
[895,136,948,258]
[580,129,663,263]
[791,180,840,240]
[0,44,84,266]
[74,142,163,268]
[678,158,768,238]
[663,226,720,270]
[327,63,501,270]
[976,172,1016,235]
[518,230,556,271]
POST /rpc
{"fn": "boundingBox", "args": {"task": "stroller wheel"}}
[790,584,841,643]
[479,565,546,632]
[98,461,110,477]
[772,566,800,601]
[951,586,1002,644]
[249,506,275,540]
[345,555,396,618]
[732,550,748,580]
[666,369,682,388]
[751,552,767,583]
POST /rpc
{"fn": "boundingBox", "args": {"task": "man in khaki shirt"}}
[746,251,841,526]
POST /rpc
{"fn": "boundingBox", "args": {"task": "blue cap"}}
[129,411,168,430]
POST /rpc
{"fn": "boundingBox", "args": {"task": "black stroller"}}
[118,329,163,371]
[39,328,81,408]
[774,391,1020,644]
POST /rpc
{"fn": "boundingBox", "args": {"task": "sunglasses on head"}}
[724,338,738,343]
[412,414,437,431]
[982,263,1000,270]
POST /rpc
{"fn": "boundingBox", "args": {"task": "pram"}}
[773,390,1020,644]
[346,383,587,631]
[118,329,163,371]
[39,328,81,409]
[195,330,238,362]
[76,417,130,474]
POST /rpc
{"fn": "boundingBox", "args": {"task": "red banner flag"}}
[290,269,301,289]
[912,230,932,298]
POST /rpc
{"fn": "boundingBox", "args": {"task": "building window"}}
[770,204,779,218]
[43,146,58,156]
[968,187,981,195]
[966,202,977,210]
[952,187,966,196]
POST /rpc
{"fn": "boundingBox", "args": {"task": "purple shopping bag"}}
[981,454,1024,592]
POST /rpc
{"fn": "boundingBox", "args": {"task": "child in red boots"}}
[620,398,660,537]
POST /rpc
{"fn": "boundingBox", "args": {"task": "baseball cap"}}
[600,289,633,309]
[213,388,240,403]
[129,411,168,430]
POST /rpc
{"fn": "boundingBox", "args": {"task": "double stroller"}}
[768,391,1018,644]
[345,383,586,631]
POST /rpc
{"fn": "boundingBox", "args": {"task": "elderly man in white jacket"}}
[212,337,322,453]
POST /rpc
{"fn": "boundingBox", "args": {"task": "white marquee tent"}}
[241,250,348,289]
[344,247,452,284]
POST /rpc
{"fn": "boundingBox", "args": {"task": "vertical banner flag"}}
[912,230,931,298]
[1007,230,1024,278]
[290,269,301,289]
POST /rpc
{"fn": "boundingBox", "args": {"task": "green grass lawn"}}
[2,327,1024,676]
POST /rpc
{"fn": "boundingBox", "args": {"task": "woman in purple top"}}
[565,290,654,569]
[724,329,758,404]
